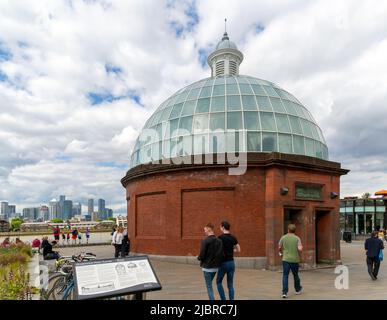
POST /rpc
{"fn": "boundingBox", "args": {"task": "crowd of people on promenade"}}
[51,225,91,246]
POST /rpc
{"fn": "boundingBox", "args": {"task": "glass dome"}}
[129,75,328,169]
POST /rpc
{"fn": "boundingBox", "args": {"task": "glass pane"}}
[247,132,261,151]
[270,98,286,113]
[196,98,210,113]
[227,112,243,130]
[275,113,291,133]
[242,95,257,110]
[214,77,225,85]
[169,118,179,137]
[213,84,225,96]
[179,116,193,134]
[262,133,277,152]
[181,100,196,116]
[210,132,226,153]
[226,77,237,84]
[251,84,266,95]
[193,114,209,133]
[226,131,242,152]
[300,119,313,138]
[244,112,260,130]
[278,134,292,154]
[169,103,183,119]
[289,116,303,134]
[211,96,225,112]
[282,100,298,116]
[239,84,253,95]
[315,141,323,158]
[193,134,209,154]
[199,86,212,98]
[210,113,225,130]
[226,84,239,95]
[187,88,201,100]
[227,95,241,111]
[305,138,315,156]
[174,91,189,104]
[182,135,193,156]
[293,135,305,155]
[204,79,214,87]
[159,106,173,121]
[260,112,276,131]
[262,85,280,98]
[256,96,272,111]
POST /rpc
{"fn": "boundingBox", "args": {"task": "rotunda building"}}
[121,31,348,269]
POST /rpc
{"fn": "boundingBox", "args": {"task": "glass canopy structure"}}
[129,32,329,169]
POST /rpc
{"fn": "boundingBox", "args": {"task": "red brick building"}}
[121,32,348,269]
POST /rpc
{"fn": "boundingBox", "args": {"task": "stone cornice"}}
[121,152,349,188]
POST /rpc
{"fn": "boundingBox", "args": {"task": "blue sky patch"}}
[167,0,199,38]
[198,48,209,68]
[88,90,143,106]
[0,42,12,61]
[105,64,122,75]
[255,23,265,34]
[0,70,8,82]
[96,161,127,169]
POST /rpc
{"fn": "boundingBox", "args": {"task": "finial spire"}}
[222,18,229,40]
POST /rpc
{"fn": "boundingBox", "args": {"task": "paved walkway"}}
[57,241,386,300]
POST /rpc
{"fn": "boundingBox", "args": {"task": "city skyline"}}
[0,1,387,209]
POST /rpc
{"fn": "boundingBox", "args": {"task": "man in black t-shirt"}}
[216,221,241,300]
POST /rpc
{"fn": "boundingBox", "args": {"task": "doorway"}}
[283,208,302,235]
[315,210,331,264]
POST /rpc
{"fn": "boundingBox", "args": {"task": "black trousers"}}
[367,257,381,277]
[114,244,122,258]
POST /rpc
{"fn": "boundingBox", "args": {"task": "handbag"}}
[379,249,384,261]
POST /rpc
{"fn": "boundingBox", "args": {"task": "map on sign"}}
[73,255,162,300]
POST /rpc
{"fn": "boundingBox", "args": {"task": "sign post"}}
[72,255,162,300]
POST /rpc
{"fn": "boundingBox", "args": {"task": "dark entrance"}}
[284,208,302,235]
[315,210,331,264]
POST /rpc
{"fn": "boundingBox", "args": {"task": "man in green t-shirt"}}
[278,224,303,298]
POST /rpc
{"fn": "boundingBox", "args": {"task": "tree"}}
[51,218,63,223]
[107,217,115,222]
[10,218,23,232]
[361,192,371,199]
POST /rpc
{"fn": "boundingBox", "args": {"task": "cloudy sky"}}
[0,0,386,214]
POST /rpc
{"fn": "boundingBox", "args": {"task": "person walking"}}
[112,226,124,258]
[216,221,241,300]
[85,227,90,245]
[71,228,78,245]
[53,225,60,242]
[121,228,130,257]
[197,223,224,300]
[278,224,303,298]
[365,230,384,280]
[77,231,82,245]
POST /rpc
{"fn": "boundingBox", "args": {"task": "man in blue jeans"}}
[278,224,303,298]
[216,221,241,300]
[197,223,224,300]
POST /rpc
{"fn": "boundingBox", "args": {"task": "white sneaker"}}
[295,289,303,295]
[282,294,287,298]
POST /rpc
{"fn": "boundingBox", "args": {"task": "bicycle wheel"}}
[40,273,64,300]
[62,281,75,300]
[46,274,68,300]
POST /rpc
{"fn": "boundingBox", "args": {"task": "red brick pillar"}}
[265,168,283,269]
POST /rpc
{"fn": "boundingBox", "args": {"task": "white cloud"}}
[0,0,386,214]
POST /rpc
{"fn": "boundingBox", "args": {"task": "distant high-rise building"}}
[1,201,9,219]
[63,200,73,220]
[8,205,16,217]
[92,211,98,221]
[39,205,49,221]
[59,195,65,218]
[88,199,94,216]
[23,207,39,220]
[106,208,113,219]
[98,199,105,220]
[73,202,82,216]
[49,199,60,220]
